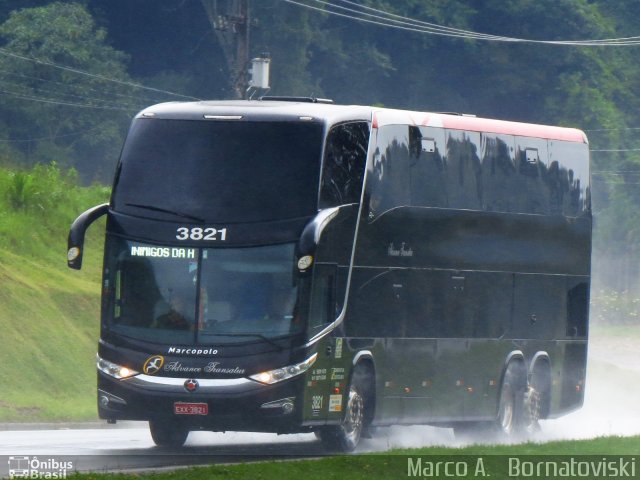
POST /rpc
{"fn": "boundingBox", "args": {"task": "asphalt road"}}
[0,428,326,475]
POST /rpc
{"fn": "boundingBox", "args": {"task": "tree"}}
[0,2,138,181]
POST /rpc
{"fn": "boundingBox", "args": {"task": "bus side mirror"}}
[297,207,340,257]
[67,203,109,270]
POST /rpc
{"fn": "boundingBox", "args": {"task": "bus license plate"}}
[174,402,208,415]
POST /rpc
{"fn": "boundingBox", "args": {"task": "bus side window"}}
[367,125,411,220]
[567,281,589,337]
[319,122,369,208]
[444,130,482,210]
[548,141,590,217]
[514,137,549,214]
[480,134,517,213]
[309,264,337,331]
[409,126,448,208]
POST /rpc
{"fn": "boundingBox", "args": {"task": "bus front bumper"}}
[97,371,306,433]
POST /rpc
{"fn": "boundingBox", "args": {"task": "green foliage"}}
[0,161,108,264]
[7,171,34,209]
[0,2,135,182]
[591,289,640,325]
[0,162,107,421]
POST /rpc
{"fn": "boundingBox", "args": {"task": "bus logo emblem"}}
[143,355,164,375]
[184,379,199,392]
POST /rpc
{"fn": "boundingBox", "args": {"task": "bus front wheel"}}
[149,420,189,448]
[318,383,364,452]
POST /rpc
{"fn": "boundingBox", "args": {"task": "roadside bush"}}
[0,161,110,263]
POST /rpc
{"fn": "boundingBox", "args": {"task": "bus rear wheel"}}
[318,383,365,452]
[149,420,189,448]
[495,362,526,439]
[523,362,550,434]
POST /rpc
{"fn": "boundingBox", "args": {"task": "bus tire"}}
[524,361,550,433]
[317,364,370,452]
[149,420,189,448]
[495,361,526,439]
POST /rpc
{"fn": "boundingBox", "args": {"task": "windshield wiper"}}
[204,332,288,351]
[124,203,204,222]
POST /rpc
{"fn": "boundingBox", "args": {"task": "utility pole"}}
[201,0,250,99]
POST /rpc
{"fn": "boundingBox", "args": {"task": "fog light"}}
[282,401,294,414]
[260,397,295,415]
[98,389,127,408]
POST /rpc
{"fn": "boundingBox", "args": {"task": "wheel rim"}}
[342,386,364,446]
[523,386,541,432]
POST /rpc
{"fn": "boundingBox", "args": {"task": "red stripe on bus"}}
[439,115,586,143]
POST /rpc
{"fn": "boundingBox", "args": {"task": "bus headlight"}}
[249,353,317,385]
[97,355,139,379]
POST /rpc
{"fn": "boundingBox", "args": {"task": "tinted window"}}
[112,119,324,223]
[367,125,411,220]
[480,134,517,212]
[513,136,550,214]
[406,128,590,217]
[548,141,590,216]
[409,126,448,208]
[444,130,482,210]
[319,122,369,207]
[105,239,199,345]
[103,237,302,345]
[198,244,301,341]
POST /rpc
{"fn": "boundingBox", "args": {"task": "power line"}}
[0,69,169,105]
[0,77,141,110]
[0,125,106,143]
[0,47,201,101]
[586,127,640,132]
[591,148,640,152]
[329,0,640,45]
[283,0,509,40]
[284,0,640,46]
[333,0,637,44]
[309,0,509,40]
[0,88,135,111]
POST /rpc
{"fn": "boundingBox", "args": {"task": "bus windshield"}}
[112,118,324,223]
[104,238,302,345]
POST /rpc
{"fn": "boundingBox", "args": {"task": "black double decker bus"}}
[68,99,591,451]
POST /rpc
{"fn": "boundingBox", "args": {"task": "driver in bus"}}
[153,294,191,330]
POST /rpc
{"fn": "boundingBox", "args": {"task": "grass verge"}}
[70,435,640,479]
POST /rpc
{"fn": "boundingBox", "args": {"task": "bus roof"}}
[136,100,372,126]
[137,101,588,144]
[372,109,588,144]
